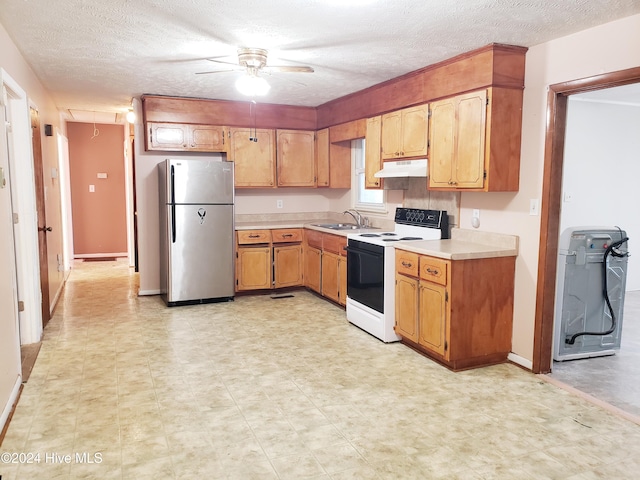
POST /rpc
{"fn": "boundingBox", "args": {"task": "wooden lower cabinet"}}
[236,228,303,291]
[418,281,448,357]
[338,255,347,306]
[274,245,303,288]
[395,249,515,371]
[321,251,340,303]
[236,246,271,291]
[304,246,322,293]
[394,273,419,342]
[303,230,347,305]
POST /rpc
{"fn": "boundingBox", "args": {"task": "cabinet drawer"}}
[323,233,347,255]
[419,256,448,285]
[305,229,323,249]
[272,228,303,243]
[396,250,419,278]
[237,230,271,245]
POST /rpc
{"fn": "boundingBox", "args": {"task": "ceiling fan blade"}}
[264,65,314,73]
[206,58,241,67]
[195,69,238,75]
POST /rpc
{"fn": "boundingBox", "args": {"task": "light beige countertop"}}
[393,228,519,260]
[235,218,393,236]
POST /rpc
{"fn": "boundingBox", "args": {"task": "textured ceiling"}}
[1,0,640,121]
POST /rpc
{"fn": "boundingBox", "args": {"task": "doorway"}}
[533,66,640,374]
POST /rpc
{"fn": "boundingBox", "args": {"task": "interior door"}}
[30,107,50,327]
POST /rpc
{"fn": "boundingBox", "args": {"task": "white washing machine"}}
[553,227,630,361]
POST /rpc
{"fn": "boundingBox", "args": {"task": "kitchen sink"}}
[312,223,379,230]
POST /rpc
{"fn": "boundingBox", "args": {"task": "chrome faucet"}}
[343,209,363,228]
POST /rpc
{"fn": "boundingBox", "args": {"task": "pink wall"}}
[68,122,127,255]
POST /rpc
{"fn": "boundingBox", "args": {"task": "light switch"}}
[89,184,95,192]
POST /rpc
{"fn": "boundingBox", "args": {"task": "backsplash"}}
[386,177,460,229]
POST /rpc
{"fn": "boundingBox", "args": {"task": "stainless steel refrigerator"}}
[158,159,235,306]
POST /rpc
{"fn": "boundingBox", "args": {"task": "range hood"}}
[374,159,428,178]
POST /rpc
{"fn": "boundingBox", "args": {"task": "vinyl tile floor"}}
[2,259,640,479]
[548,290,640,418]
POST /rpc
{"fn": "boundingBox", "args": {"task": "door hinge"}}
[149,127,153,143]
[483,170,487,179]
[236,279,238,285]
[445,290,449,302]
[444,340,448,351]
[486,96,489,106]
[18,301,25,312]
[13,213,19,224]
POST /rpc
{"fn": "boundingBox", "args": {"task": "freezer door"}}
[166,204,235,303]
[165,159,234,205]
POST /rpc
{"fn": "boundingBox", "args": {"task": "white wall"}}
[561,98,640,291]
[459,13,640,363]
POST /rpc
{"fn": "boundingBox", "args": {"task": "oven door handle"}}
[344,246,380,254]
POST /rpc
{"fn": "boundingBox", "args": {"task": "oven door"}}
[346,239,385,313]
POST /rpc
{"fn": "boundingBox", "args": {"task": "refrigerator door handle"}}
[170,165,176,243]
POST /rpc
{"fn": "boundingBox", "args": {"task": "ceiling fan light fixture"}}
[235,74,271,96]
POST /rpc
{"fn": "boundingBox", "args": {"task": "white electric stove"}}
[345,208,449,342]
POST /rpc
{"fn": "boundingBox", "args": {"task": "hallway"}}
[2,259,640,479]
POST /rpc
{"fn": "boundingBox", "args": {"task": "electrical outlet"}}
[89,184,95,193]
[276,199,283,209]
[471,209,480,228]
[530,199,540,216]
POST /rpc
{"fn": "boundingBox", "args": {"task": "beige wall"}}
[68,122,127,255]
[459,13,640,364]
[0,22,67,309]
[0,21,66,427]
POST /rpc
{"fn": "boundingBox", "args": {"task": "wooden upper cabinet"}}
[365,116,383,189]
[428,88,522,192]
[228,128,276,188]
[316,128,330,187]
[276,129,316,187]
[146,122,226,152]
[381,104,429,160]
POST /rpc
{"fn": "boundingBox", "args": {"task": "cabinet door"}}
[338,255,347,306]
[189,125,226,152]
[277,129,316,187]
[380,111,402,160]
[236,247,271,291]
[454,90,486,188]
[304,246,321,293]
[315,128,330,187]
[428,99,456,188]
[400,105,429,158]
[428,90,487,190]
[364,116,383,189]
[418,281,448,357]
[229,128,276,187]
[395,273,419,342]
[321,251,340,303]
[274,245,303,288]
[148,122,188,150]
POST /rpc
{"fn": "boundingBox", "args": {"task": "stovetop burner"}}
[399,236,423,241]
[381,232,398,236]
[382,238,399,242]
[360,233,381,237]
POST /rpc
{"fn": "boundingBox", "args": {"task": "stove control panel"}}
[394,208,449,238]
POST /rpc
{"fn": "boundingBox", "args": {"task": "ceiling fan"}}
[196,47,314,96]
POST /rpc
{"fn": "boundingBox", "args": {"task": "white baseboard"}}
[74,252,128,258]
[1,376,22,434]
[138,290,161,296]
[508,352,533,370]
